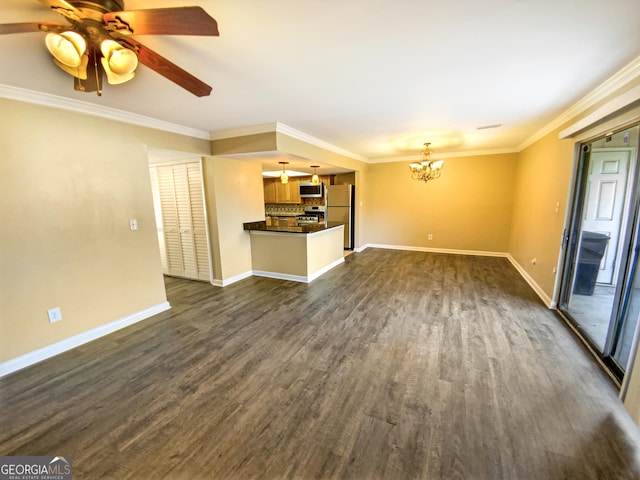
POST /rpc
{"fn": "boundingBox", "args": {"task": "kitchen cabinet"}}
[263,177,301,204]
[262,175,334,205]
[289,178,301,203]
[264,178,277,203]
[275,179,291,203]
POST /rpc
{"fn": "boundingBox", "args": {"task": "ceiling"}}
[1,0,639,172]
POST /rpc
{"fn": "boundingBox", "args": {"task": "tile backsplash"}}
[265,204,304,217]
[265,198,325,217]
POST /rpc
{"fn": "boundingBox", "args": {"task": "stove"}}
[297,205,326,224]
[297,215,320,224]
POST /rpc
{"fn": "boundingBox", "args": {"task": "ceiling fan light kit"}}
[1,0,219,96]
[100,38,137,83]
[45,30,86,66]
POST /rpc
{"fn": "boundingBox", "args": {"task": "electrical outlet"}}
[48,307,62,323]
[129,219,138,231]
[428,234,433,241]
[531,258,537,266]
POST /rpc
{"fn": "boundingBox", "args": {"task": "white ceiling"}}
[1,0,639,169]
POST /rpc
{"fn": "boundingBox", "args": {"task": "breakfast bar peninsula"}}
[243,221,345,283]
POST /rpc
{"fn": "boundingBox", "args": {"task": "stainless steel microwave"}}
[299,182,324,198]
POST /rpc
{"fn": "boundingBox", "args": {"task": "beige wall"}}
[250,232,308,276]
[364,154,518,252]
[202,156,265,283]
[0,98,210,363]
[509,131,575,298]
[211,132,277,156]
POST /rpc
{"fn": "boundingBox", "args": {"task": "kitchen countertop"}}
[243,221,344,234]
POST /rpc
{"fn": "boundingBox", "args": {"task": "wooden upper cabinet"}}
[262,174,333,204]
[289,177,301,203]
[263,178,277,203]
[275,180,290,203]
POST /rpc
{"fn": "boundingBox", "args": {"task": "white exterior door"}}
[150,161,212,282]
[582,149,632,284]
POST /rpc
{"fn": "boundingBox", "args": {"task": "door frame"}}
[148,156,214,283]
[556,124,640,381]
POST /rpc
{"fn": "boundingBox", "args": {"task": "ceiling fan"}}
[0,0,219,96]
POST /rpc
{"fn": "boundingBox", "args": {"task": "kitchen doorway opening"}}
[558,123,640,382]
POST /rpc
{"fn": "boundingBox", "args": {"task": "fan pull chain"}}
[93,48,102,96]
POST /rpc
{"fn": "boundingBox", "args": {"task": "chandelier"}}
[409,143,444,182]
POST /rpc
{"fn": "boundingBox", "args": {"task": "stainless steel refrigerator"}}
[326,184,355,249]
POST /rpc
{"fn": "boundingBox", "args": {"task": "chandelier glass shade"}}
[409,142,444,182]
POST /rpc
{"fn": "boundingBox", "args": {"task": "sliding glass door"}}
[612,216,640,369]
[558,124,640,380]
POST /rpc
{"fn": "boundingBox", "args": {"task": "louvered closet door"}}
[149,167,168,271]
[153,162,211,281]
[186,163,211,280]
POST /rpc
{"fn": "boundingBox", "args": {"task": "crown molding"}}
[558,84,640,139]
[210,121,369,162]
[4,54,640,160]
[519,54,640,150]
[369,147,519,163]
[273,122,369,162]
[0,84,211,140]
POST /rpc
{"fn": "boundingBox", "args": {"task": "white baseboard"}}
[505,254,553,308]
[212,270,253,287]
[307,257,345,282]
[360,244,553,308]
[364,243,509,258]
[0,301,171,378]
[253,257,344,283]
[252,270,308,283]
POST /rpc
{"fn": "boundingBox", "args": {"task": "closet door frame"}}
[150,158,213,283]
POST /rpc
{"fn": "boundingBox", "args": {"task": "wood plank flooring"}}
[2,248,640,479]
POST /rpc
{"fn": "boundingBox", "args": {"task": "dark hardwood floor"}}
[2,248,640,479]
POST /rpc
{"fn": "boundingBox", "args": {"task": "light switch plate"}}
[129,219,138,231]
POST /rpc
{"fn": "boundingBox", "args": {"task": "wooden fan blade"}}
[120,37,212,97]
[0,22,65,34]
[37,0,85,22]
[104,7,219,36]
